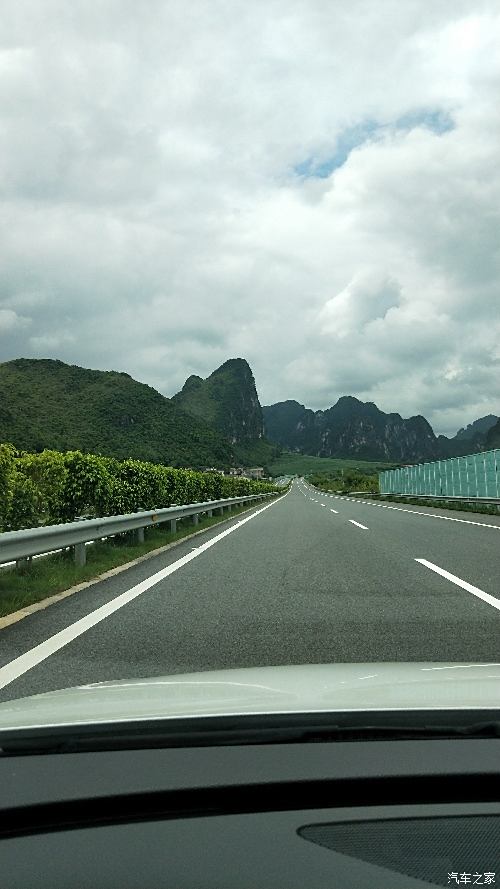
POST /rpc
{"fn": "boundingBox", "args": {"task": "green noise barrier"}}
[379,449,500,498]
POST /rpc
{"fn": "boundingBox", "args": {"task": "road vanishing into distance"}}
[0,478,499,703]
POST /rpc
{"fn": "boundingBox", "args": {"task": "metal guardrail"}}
[311,488,500,507]
[0,493,279,570]
[344,492,500,505]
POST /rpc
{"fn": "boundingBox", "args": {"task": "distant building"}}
[225,467,265,479]
[245,467,265,479]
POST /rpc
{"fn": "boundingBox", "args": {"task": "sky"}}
[1,1,499,436]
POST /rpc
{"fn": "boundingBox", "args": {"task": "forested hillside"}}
[0,359,233,468]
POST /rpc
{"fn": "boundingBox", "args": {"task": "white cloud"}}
[0,0,499,435]
[318,272,402,339]
[0,309,31,332]
[29,333,76,351]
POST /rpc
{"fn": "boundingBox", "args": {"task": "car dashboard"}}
[0,712,499,888]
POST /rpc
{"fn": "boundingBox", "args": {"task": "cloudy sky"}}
[1,0,499,435]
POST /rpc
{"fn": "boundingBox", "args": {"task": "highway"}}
[0,478,499,703]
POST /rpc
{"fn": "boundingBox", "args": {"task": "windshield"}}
[0,0,499,722]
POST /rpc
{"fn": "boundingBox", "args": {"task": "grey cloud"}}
[0,0,499,435]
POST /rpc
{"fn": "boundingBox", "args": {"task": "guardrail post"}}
[74,543,86,567]
[0,496,285,569]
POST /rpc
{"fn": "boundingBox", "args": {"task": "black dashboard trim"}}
[1,772,499,839]
[1,708,499,755]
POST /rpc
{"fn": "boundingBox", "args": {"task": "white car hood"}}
[0,662,499,730]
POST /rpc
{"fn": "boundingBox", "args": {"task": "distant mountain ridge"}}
[1,356,497,470]
[262,398,499,463]
[485,417,500,450]
[453,415,498,441]
[262,398,439,462]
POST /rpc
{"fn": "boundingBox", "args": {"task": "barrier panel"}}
[379,449,500,498]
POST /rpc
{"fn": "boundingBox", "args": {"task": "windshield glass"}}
[0,0,499,721]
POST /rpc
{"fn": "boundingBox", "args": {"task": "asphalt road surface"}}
[0,479,499,702]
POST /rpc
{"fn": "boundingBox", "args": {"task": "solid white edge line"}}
[0,491,289,691]
[335,488,500,529]
[349,520,369,530]
[415,558,500,612]
[349,498,500,530]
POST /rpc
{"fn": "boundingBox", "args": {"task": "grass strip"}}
[269,452,395,476]
[0,504,252,619]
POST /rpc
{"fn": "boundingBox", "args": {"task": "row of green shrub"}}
[0,444,278,532]
[307,469,379,494]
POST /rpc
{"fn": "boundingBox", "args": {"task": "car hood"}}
[0,662,499,730]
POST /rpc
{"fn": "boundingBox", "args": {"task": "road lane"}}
[415,558,500,613]
[0,480,499,703]
[0,496,286,692]
[317,489,500,601]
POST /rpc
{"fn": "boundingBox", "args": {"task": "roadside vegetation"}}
[306,468,380,494]
[269,451,395,477]
[0,502,255,619]
[0,443,278,533]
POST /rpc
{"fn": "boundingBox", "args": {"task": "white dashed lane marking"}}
[327,494,500,531]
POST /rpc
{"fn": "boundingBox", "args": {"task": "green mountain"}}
[173,358,279,466]
[485,417,500,450]
[436,415,499,458]
[261,400,318,454]
[263,397,440,462]
[7,355,491,473]
[454,415,498,441]
[0,358,233,468]
[263,398,500,462]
